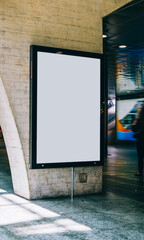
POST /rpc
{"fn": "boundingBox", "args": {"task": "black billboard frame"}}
[30,45,105,169]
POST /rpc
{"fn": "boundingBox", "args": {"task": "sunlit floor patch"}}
[15,219,91,235]
[0,188,7,193]
[0,191,60,226]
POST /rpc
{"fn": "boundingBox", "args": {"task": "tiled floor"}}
[104,146,144,202]
[0,135,144,239]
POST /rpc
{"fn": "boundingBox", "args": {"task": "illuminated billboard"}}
[30,45,104,168]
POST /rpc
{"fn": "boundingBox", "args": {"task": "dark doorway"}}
[0,128,13,193]
[103,0,144,199]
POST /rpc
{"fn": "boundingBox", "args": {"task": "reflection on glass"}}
[117,98,144,141]
[116,49,144,95]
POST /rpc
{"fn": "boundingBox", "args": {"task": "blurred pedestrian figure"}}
[132,105,144,176]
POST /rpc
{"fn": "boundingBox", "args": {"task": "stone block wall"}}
[0,0,132,199]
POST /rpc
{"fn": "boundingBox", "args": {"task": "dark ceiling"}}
[103,0,144,99]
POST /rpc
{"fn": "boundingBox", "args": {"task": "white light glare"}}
[103,34,107,38]
[119,45,127,48]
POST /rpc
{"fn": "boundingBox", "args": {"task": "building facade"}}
[0,0,132,199]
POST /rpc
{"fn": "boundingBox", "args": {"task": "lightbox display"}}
[30,45,104,168]
[117,98,144,141]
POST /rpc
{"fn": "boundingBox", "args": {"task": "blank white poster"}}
[37,52,100,164]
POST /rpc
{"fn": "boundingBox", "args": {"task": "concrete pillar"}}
[0,76,30,199]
